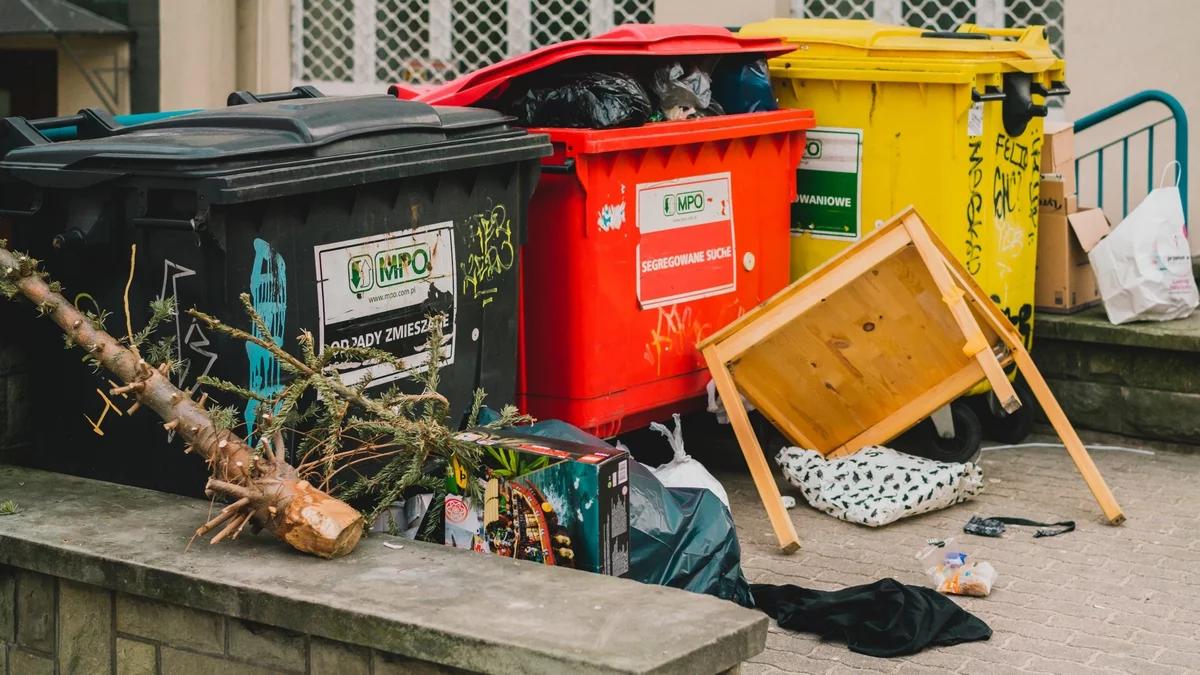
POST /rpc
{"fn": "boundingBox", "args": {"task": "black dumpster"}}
[0,90,551,496]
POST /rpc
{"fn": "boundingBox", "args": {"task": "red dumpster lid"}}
[392,24,797,107]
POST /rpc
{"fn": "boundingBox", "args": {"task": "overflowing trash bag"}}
[711,58,778,114]
[649,61,724,120]
[647,413,730,509]
[501,53,776,129]
[511,71,653,129]
[489,415,753,607]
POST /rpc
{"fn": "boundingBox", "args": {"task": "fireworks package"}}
[444,428,630,576]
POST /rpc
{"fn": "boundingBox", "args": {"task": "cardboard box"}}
[445,428,630,576]
[1036,207,1110,313]
[1042,121,1076,194]
[1039,175,1072,216]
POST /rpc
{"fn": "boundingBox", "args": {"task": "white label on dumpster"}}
[968,101,984,137]
[635,172,736,309]
[793,127,863,241]
[313,222,456,388]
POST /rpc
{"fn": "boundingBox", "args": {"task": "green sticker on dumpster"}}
[792,127,862,240]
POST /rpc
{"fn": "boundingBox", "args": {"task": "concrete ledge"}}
[0,465,766,674]
[1037,306,1200,351]
[1034,306,1200,445]
[1032,379,1200,444]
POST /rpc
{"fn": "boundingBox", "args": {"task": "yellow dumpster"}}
[738,20,1067,351]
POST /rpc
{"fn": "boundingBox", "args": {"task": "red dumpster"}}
[396,26,815,436]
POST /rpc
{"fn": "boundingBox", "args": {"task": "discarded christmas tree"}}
[189,295,530,531]
[0,243,364,558]
[1,239,528,556]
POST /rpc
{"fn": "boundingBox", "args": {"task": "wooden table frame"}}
[699,208,1125,553]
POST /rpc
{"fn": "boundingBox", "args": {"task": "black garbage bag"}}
[512,72,653,129]
[711,58,778,114]
[648,61,724,120]
[480,415,753,607]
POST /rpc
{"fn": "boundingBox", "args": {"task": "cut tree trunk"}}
[0,246,363,559]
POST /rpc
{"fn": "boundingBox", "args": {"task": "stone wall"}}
[1033,308,1200,446]
[1034,340,1200,444]
[0,565,457,675]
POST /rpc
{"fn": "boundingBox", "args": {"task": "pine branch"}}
[189,296,448,424]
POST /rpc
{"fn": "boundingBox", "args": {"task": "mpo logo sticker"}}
[636,173,735,309]
[662,190,705,217]
[445,496,469,524]
[346,246,432,294]
[804,138,823,160]
[314,222,456,388]
[375,245,432,287]
[347,255,374,293]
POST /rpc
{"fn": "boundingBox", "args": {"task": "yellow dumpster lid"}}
[738,19,1062,76]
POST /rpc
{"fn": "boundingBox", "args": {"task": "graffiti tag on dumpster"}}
[635,173,736,309]
[460,204,515,307]
[990,131,1042,351]
[245,239,287,439]
[643,304,709,376]
[314,223,456,388]
[993,294,1033,349]
[965,138,985,276]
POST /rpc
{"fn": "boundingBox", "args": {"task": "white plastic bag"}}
[916,538,997,597]
[1089,162,1199,324]
[648,413,730,509]
[369,493,432,538]
[705,379,754,425]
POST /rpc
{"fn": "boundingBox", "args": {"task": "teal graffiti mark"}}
[246,238,287,440]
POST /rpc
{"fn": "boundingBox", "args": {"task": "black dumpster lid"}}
[0,95,551,202]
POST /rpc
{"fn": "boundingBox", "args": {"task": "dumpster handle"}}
[972,87,1006,103]
[0,191,42,217]
[0,205,41,218]
[1032,81,1071,98]
[227,86,325,107]
[957,25,1042,41]
[921,31,988,40]
[541,159,576,174]
[17,108,122,141]
[131,216,205,232]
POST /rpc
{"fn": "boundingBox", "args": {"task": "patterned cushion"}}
[775,446,984,527]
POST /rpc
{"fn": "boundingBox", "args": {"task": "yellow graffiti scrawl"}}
[644,304,710,376]
[460,204,515,307]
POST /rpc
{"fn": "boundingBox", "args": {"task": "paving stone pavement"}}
[719,430,1200,674]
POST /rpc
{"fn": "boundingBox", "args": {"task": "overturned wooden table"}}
[699,207,1126,553]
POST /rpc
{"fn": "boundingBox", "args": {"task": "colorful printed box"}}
[445,429,630,576]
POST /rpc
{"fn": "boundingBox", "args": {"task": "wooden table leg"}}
[703,346,801,553]
[1013,347,1126,525]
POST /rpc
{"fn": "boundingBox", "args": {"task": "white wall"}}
[158,0,291,110]
[1064,0,1198,248]
[158,0,238,110]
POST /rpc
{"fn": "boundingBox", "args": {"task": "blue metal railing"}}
[1074,89,1188,220]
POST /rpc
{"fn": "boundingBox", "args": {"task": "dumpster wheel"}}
[894,400,983,465]
[970,376,1037,445]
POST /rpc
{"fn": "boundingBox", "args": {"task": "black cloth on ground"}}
[751,578,992,657]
